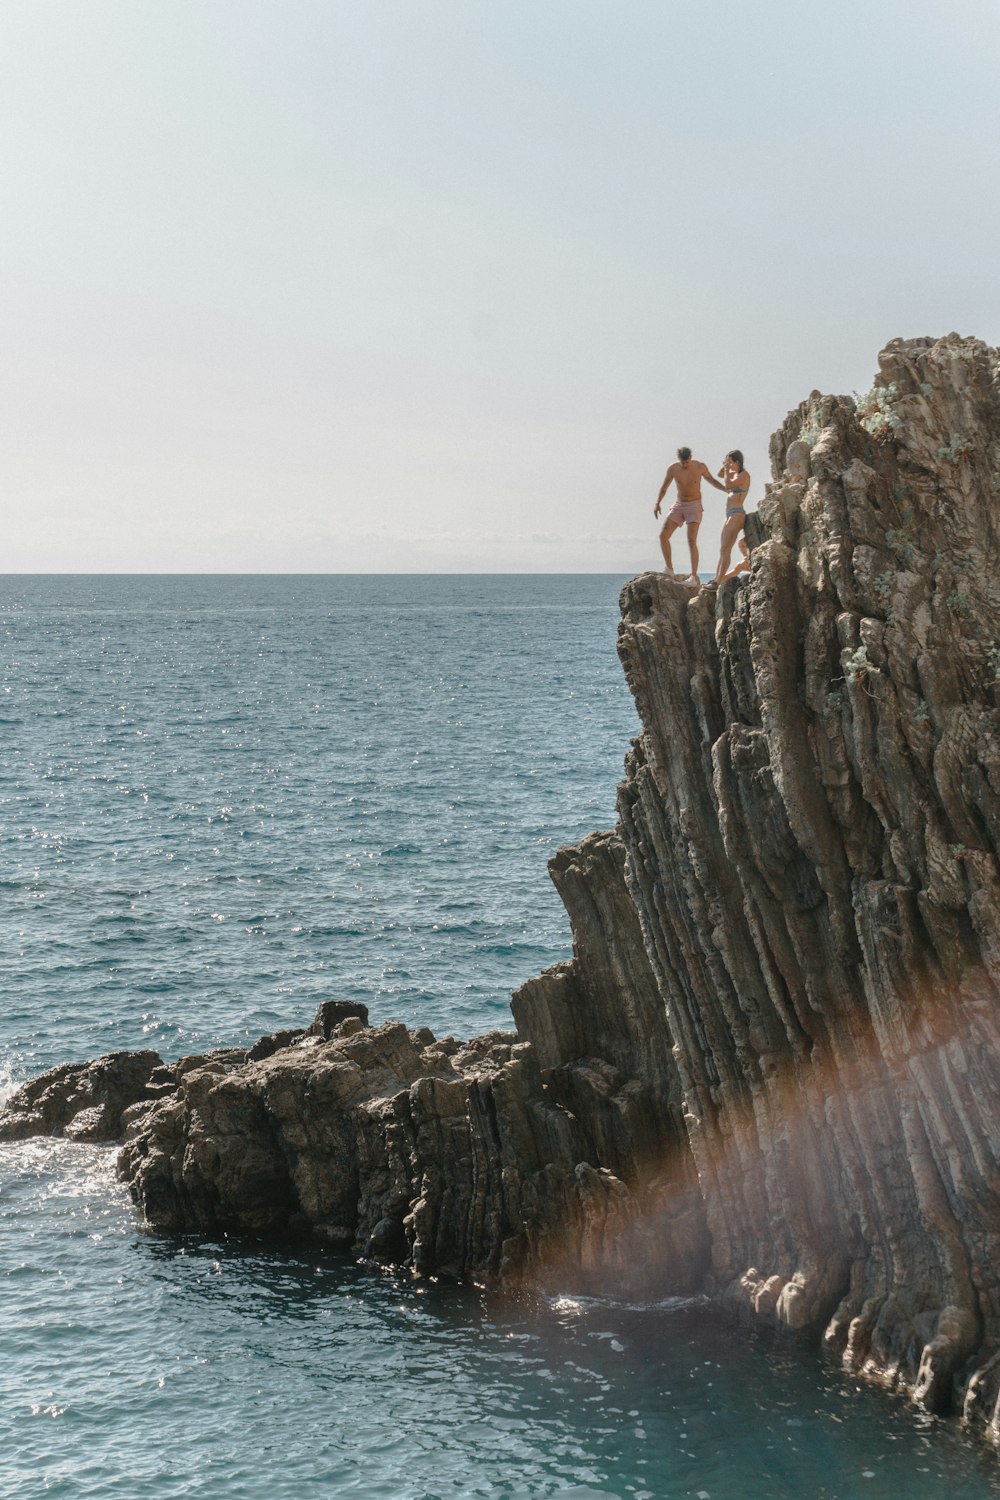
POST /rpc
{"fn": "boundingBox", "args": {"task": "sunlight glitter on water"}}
[2,576,1000,1500]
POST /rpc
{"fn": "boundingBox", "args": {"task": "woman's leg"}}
[714,513,745,581]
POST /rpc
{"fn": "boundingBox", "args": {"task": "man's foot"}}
[681,574,700,587]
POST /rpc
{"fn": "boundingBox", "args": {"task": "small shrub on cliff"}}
[873,572,895,614]
[885,506,916,569]
[854,383,902,442]
[798,412,822,447]
[844,644,875,685]
[887,537,916,570]
[937,433,973,464]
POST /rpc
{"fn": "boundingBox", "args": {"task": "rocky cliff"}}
[5,332,1000,1435]
[613,333,1000,1431]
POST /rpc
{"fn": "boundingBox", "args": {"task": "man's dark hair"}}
[728,449,744,469]
[677,446,692,462]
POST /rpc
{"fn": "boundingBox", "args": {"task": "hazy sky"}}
[2,0,998,572]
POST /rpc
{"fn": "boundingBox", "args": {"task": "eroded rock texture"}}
[116,1011,690,1296]
[0,1051,168,1142]
[612,333,1000,1430]
[5,332,1000,1436]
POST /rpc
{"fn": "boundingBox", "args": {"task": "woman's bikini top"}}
[726,471,749,505]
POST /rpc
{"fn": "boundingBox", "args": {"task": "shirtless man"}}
[653,447,727,584]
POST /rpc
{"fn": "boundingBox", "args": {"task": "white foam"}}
[0,1135,127,1209]
[0,1055,23,1108]
[545,1291,710,1315]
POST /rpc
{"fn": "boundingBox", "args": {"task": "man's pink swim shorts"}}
[666,499,703,525]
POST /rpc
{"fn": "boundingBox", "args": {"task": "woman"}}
[711,450,750,585]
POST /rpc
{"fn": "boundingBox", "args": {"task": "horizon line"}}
[0,568,654,578]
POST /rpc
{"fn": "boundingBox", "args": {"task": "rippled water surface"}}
[0,574,637,1071]
[2,575,999,1499]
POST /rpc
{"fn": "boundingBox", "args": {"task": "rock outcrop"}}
[5,332,1000,1437]
[608,332,1000,1431]
[0,1050,168,1142]
[614,331,1000,1416]
[114,972,702,1296]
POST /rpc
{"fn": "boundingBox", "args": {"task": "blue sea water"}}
[1,573,998,1500]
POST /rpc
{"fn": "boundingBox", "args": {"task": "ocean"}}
[1,574,997,1499]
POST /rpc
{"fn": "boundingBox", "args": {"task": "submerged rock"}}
[6,332,1000,1437]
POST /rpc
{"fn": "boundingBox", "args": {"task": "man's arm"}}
[654,464,676,516]
[700,462,727,491]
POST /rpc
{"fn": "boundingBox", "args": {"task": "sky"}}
[2,0,999,573]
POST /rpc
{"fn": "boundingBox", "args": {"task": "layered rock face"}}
[612,333,1000,1426]
[5,332,1000,1434]
[108,870,707,1295]
[116,1002,682,1295]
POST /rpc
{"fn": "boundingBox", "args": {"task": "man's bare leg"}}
[659,519,680,571]
[686,522,700,579]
